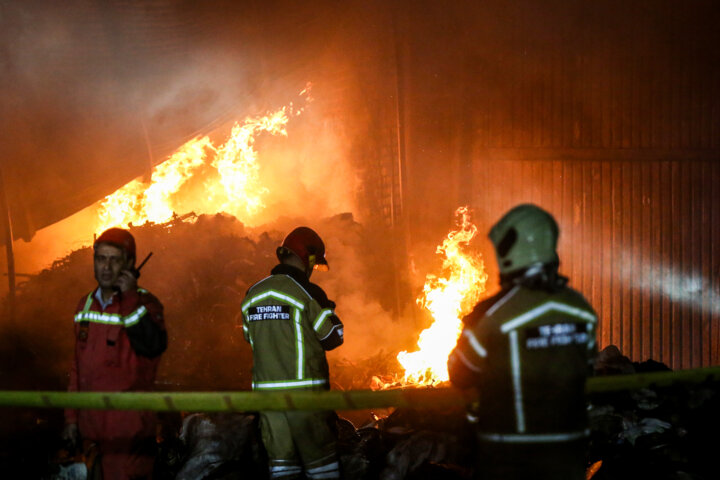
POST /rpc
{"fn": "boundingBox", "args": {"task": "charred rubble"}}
[152,348,720,480]
[587,346,720,480]
[153,366,720,480]
[0,214,718,478]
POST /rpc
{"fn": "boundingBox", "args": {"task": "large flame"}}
[96,137,211,232]
[95,88,310,235]
[396,206,488,386]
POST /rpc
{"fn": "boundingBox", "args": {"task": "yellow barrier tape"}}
[0,388,471,412]
[586,365,720,393]
[0,366,717,412]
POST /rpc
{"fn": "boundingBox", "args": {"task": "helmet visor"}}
[311,255,329,271]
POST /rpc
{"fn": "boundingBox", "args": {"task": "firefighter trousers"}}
[260,410,340,479]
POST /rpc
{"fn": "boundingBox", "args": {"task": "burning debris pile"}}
[0,211,718,478]
[0,154,716,478]
[0,211,408,393]
[0,211,408,476]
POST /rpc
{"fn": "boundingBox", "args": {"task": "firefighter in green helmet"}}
[241,226,343,480]
[448,204,597,480]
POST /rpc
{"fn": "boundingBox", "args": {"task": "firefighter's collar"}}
[94,287,116,310]
[271,264,309,287]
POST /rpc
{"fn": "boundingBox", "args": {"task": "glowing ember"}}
[586,460,603,479]
[397,206,488,386]
[95,87,310,235]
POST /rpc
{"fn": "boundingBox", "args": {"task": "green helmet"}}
[489,204,559,275]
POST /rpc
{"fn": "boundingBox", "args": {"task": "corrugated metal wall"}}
[468,158,719,369]
[471,55,720,150]
[468,10,718,368]
[394,0,720,368]
[460,7,720,368]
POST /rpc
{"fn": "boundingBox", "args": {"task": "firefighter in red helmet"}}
[62,228,167,480]
[277,226,330,274]
[241,226,343,479]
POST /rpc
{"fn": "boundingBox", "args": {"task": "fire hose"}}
[0,366,718,412]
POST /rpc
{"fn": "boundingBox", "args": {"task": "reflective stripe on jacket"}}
[242,265,343,391]
[66,287,166,441]
[449,284,597,441]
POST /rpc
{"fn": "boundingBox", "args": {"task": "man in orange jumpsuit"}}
[63,228,167,480]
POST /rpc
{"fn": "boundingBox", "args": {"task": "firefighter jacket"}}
[448,282,597,445]
[65,286,167,441]
[241,264,344,391]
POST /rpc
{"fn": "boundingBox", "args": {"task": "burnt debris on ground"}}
[151,369,719,480]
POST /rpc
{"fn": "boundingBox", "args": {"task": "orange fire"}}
[95,87,310,235]
[396,206,488,386]
[96,137,211,233]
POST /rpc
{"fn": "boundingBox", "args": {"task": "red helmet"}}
[94,228,136,260]
[276,226,329,271]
